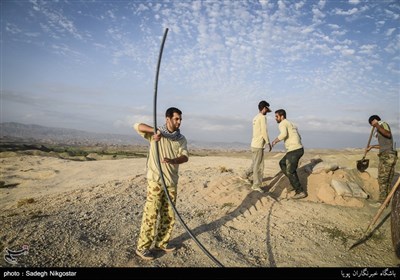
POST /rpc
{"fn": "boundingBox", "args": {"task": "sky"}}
[1,0,399,149]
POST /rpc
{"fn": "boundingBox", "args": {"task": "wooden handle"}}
[363,126,375,158]
[366,176,400,233]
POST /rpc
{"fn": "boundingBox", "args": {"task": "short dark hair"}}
[275,109,286,118]
[258,100,270,111]
[166,107,182,118]
[368,115,381,124]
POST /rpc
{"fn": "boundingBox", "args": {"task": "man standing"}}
[243,100,272,193]
[271,109,306,199]
[367,115,398,203]
[134,107,189,260]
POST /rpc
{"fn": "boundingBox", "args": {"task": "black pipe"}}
[152,28,223,267]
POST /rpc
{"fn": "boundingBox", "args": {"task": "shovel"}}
[356,126,375,172]
[349,176,400,250]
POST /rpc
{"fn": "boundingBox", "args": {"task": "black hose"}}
[152,27,223,267]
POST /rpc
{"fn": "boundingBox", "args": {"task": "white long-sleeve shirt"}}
[251,113,270,149]
[277,119,303,152]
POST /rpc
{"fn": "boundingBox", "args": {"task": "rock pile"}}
[302,159,379,208]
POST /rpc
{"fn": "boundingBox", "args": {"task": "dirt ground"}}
[1,149,399,269]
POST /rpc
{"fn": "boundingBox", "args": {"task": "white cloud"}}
[51,43,82,58]
[385,9,400,20]
[301,26,314,34]
[294,1,305,10]
[384,40,399,55]
[114,114,153,130]
[3,1,400,148]
[335,8,358,16]
[318,0,326,9]
[359,44,377,55]
[312,7,325,21]
[328,24,340,29]
[349,0,360,5]
[277,0,286,11]
[28,1,84,41]
[386,28,396,36]
[332,30,347,36]
[376,20,385,28]
[259,0,269,8]
[5,23,22,34]
[342,48,355,56]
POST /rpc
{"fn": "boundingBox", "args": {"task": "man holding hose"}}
[134,107,189,260]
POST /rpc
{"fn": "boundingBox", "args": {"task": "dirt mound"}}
[261,158,379,208]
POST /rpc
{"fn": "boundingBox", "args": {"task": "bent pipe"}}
[152,28,224,267]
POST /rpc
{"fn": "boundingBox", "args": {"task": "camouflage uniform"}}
[137,181,177,250]
[378,151,398,202]
[375,121,398,202]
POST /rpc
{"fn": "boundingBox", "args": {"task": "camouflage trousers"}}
[137,180,177,250]
[378,151,398,202]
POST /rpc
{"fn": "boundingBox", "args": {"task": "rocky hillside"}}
[0,122,145,146]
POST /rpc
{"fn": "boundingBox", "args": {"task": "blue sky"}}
[1,0,399,149]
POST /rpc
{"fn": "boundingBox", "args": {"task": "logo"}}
[4,245,29,265]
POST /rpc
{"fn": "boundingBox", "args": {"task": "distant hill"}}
[0,122,145,146]
[0,122,249,150]
[188,140,248,151]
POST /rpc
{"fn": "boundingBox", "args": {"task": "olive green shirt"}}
[377,121,394,153]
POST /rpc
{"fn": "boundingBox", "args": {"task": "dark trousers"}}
[279,147,304,193]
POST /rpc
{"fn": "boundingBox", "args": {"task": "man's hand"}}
[370,119,379,127]
[370,120,391,138]
[367,144,379,151]
[162,157,175,164]
[153,130,162,142]
[162,156,188,165]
